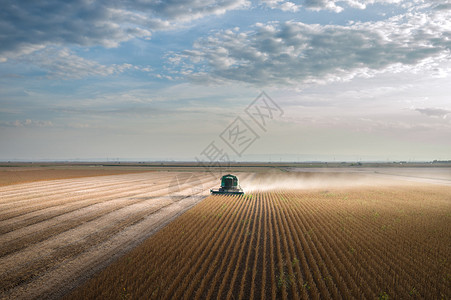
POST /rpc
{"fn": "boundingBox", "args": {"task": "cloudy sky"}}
[1,0,450,161]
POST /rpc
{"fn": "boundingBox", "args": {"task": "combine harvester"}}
[210,174,244,195]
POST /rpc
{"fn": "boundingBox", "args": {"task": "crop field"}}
[1,168,450,299]
[0,166,152,187]
[67,183,450,299]
[0,171,243,299]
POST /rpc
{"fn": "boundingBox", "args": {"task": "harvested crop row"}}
[0,172,176,213]
[0,173,182,234]
[67,185,451,300]
[1,173,218,269]
[0,167,157,187]
[0,172,164,201]
[0,172,223,299]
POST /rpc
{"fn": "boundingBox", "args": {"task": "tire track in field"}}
[0,173,177,216]
[1,199,172,292]
[0,172,219,300]
[0,172,160,201]
[4,192,210,300]
[0,189,174,257]
[1,173,216,274]
[0,175,178,234]
[0,173,174,210]
[0,176,152,216]
[0,181,152,227]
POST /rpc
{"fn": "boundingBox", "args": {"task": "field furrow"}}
[0,172,220,299]
[66,183,450,300]
[0,174,176,220]
[2,171,449,300]
[0,172,163,202]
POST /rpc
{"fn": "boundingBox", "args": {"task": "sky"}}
[0,0,450,162]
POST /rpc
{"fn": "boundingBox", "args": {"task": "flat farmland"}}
[0,166,154,187]
[66,175,450,299]
[0,171,247,299]
[1,168,450,299]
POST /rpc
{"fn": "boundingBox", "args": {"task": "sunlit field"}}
[0,171,226,299]
[66,180,450,299]
[1,167,450,299]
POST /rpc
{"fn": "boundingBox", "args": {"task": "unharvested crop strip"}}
[202,196,252,299]
[275,192,318,298]
[276,192,317,299]
[288,188,450,298]
[259,193,269,300]
[223,196,257,300]
[247,193,264,300]
[237,194,261,300]
[63,187,451,300]
[194,196,246,299]
[285,191,364,298]
[302,191,416,297]
[165,196,242,298]
[215,195,255,299]
[289,191,378,298]
[187,196,247,299]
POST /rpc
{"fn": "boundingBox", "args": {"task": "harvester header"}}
[210,174,244,195]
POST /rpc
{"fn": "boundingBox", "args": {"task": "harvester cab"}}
[210,174,244,195]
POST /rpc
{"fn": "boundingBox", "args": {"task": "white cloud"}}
[0,0,249,61]
[0,119,54,127]
[17,47,152,79]
[261,0,417,13]
[415,107,451,119]
[261,0,300,12]
[132,0,251,21]
[168,5,451,86]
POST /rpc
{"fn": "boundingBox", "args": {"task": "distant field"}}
[0,167,153,187]
[67,185,450,299]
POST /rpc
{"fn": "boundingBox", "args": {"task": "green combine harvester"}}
[210,174,244,195]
